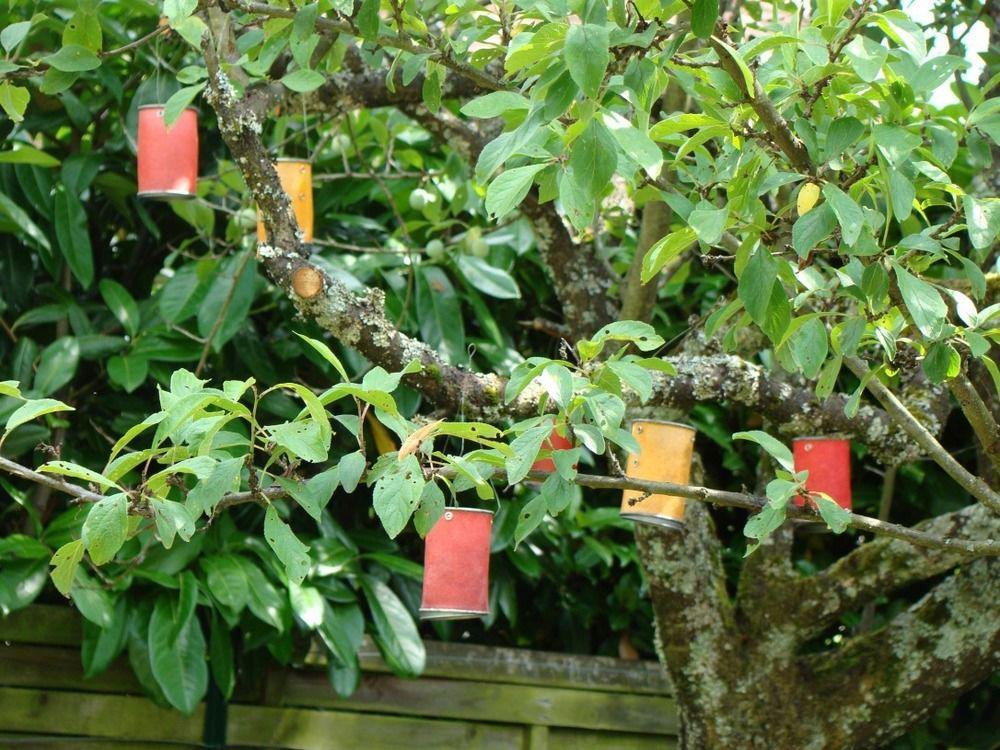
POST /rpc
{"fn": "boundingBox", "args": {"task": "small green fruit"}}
[426,239,445,259]
[409,189,428,211]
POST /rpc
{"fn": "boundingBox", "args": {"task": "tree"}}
[0,0,999,747]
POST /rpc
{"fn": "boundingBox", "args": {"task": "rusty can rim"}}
[793,436,850,443]
[419,607,490,621]
[620,512,685,530]
[438,507,495,518]
[630,419,696,433]
[138,104,199,114]
[137,189,197,200]
[275,157,312,164]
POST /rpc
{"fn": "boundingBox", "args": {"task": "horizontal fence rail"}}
[0,605,678,749]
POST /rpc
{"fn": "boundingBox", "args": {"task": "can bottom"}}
[620,513,685,530]
[138,190,196,201]
[419,608,489,621]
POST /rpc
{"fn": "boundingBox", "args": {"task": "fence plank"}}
[0,643,143,694]
[0,687,204,743]
[271,670,678,735]
[0,736,204,749]
[2,605,671,695]
[226,704,524,750]
[0,605,80,646]
[549,728,679,750]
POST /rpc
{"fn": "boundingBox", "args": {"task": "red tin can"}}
[419,508,493,620]
[793,437,852,510]
[137,105,198,199]
[530,425,574,475]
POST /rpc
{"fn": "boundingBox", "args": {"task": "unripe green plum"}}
[425,239,445,259]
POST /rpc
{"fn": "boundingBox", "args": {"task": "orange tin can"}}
[137,105,198,199]
[256,158,314,242]
[620,420,695,529]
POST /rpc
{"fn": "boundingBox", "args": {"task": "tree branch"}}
[845,357,1000,513]
[788,501,1000,638]
[805,555,1000,749]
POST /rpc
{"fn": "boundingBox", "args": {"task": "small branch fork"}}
[2,453,997,557]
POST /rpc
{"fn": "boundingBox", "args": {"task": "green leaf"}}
[893,264,947,338]
[460,91,530,118]
[824,116,864,159]
[507,424,553,484]
[361,577,425,677]
[152,498,196,549]
[163,83,204,126]
[641,226,697,283]
[54,188,94,287]
[277,466,340,521]
[922,341,961,383]
[792,203,837,257]
[568,118,618,203]
[844,34,887,82]
[688,204,728,246]
[82,596,128,679]
[578,320,665,360]
[815,496,851,533]
[485,163,547,220]
[455,255,520,299]
[607,360,653,402]
[888,168,915,222]
[357,0,380,40]
[0,82,29,122]
[738,246,776,322]
[267,420,329,463]
[99,279,140,336]
[296,332,350,382]
[0,146,59,168]
[238,557,287,632]
[43,44,101,72]
[0,188,52,255]
[33,336,80,396]
[742,504,786,554]
[1,20,34,53]
[372,455,424,538]
[148,594,208,714]
[786,317,829,379]
[264,504,311,585]
[196,252,257,350]
[49,539,85,596]
[963,196,1000,251]
[186,456,242,516]
[107,354,148,393]
[413,480,445,537]
[81,493,128,566]
[821,184,863,247]
[564,24,609,99]
[691,0,719,38]
[200,554,249,613]
[338,451,366,493]
[2,397,73,441]
[281,68,326,93]
[733,430,794,472]
[0,559,47,615]
[39,460,119,491]
[514,494,547,546]
[208,613,235,700]
[160,263,209,324]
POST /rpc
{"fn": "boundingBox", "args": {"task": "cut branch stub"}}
[291,264,325,300]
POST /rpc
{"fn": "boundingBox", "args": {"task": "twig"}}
[949,373,1000,471]
[844,357,1000,514]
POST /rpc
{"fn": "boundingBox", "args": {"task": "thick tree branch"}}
[806,555,1000,749]
[789,501,1000,638]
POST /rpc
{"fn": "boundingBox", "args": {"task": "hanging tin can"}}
[256,158,314,243]
[419,508,493,620]
[793,437,852,510]
[620,420,695,529]
[137,105,198,199]
[530,425,574,475]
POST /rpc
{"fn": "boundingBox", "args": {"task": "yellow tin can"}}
[620,420,696,530]
[256,158,314,243]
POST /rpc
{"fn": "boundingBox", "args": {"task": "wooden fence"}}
[0,604,678,749]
